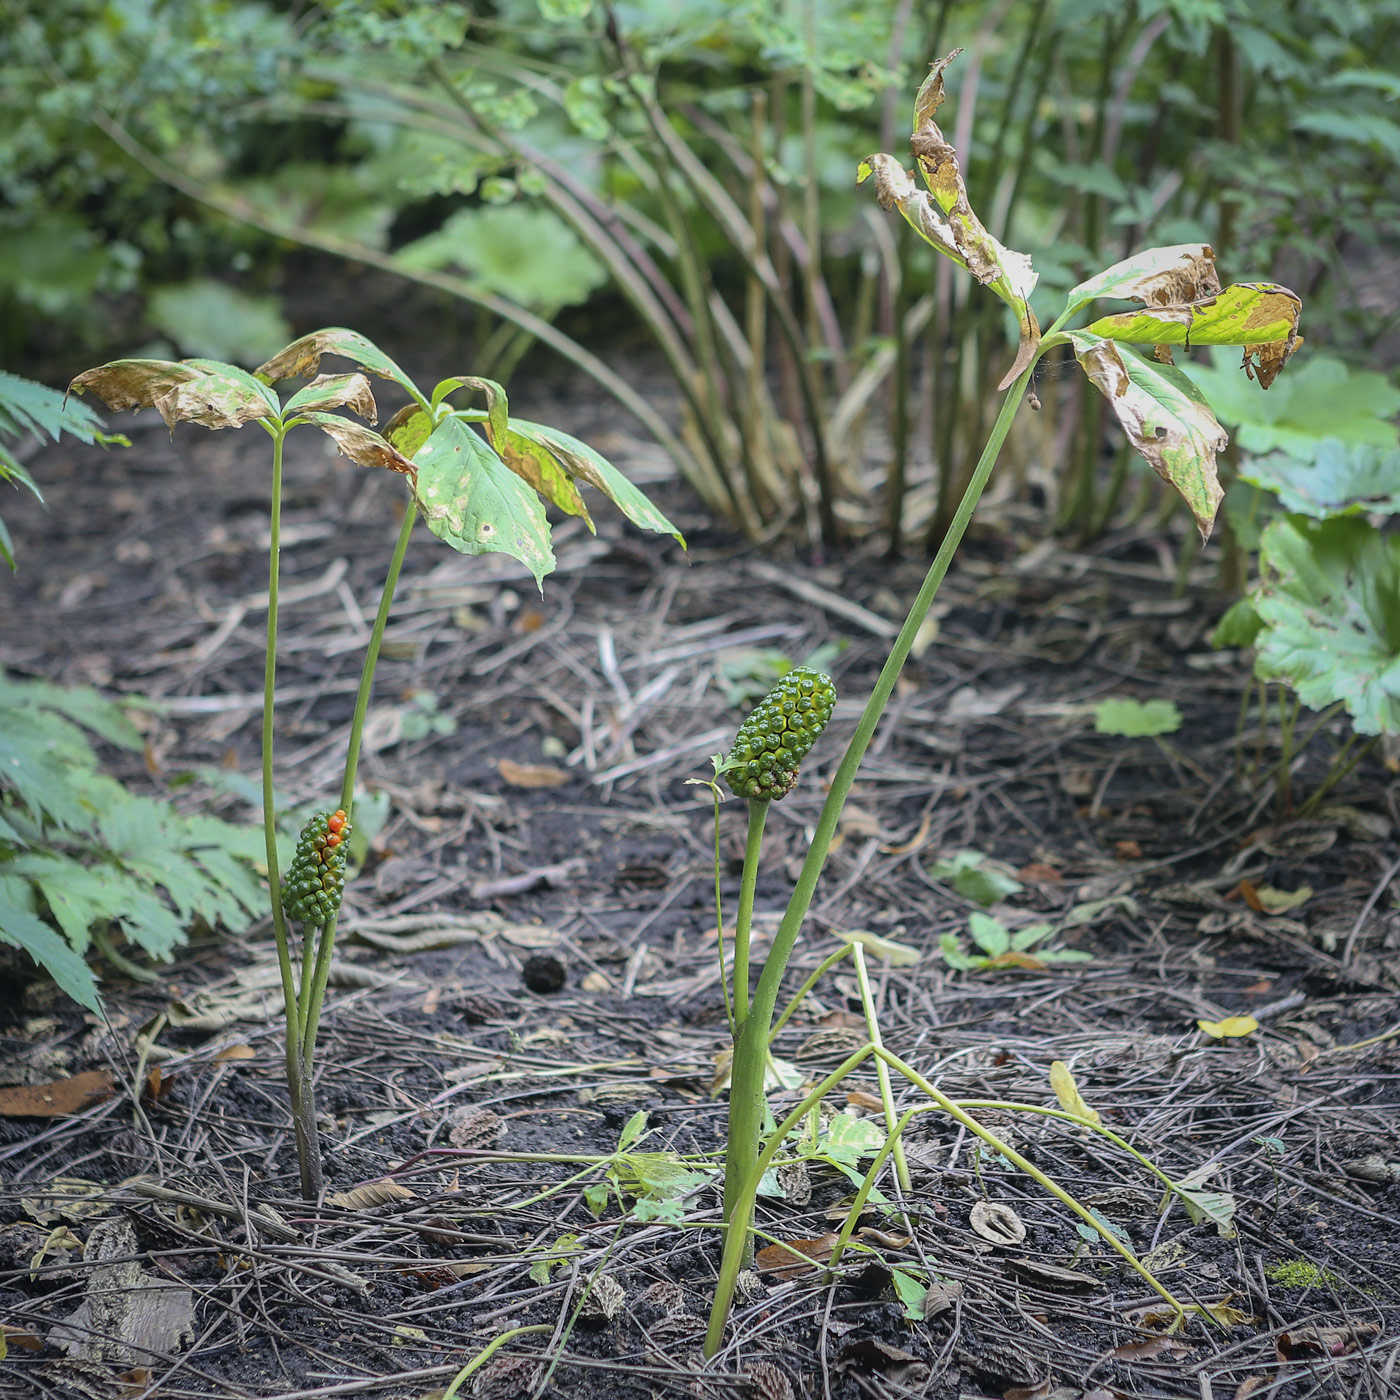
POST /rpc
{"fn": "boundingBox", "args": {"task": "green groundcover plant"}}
[69,327,682,1198]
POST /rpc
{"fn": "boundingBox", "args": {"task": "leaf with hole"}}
[1068,332,1227,541]
[411,417,555,588]
[1087,282,1302,385]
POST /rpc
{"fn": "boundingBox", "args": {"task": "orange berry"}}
[326,832,342,848]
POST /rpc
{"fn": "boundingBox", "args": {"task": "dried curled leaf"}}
[327,1178,417,1210]
[298,412,416,476]
[858,50,1039,389]
[68,359,278,432]
[283,372,378,423]
[255,327,415,394]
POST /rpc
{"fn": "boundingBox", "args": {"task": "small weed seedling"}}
[701,51,1305,1355]
[939,911,1092,973]
[70,330,682,1199]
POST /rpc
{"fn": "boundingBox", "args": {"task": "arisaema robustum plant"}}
[702,49,1305,1355]
[69,328,683,1199]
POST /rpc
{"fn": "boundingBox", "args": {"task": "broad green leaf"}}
[1065,243,1220,319]
[283,373,378,422]
[1180,350,1400,458]
[1211,597,1264,649]
[412,416,555,587]
[890,1268,929,1321]
[821,1112,885,1163]
[927,850,1022,907]
[1197,1015,1259,1038]
[836,929,921,966]
[254,328,417,397]
[1086,283,1303,386]
[396,206,607,310]
[1007,922,1055,951]
[968,911,1011,957]
[1253,516,1400,735]
[1069,332,1227,540]
[858,50,1039,389]
[296,412,415,476]
[69,358,278,432]
[1293,109,1400,161]
[1049,1061,1102,1127]
[1092,697,1182,737]
[147,280,292,365]
[0,879,102,1012]
[1239,440,1400,518]
[508,419,684,545]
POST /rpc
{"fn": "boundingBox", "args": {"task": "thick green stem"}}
[300,500,419,1082]
[260,429,321,1201]
[733,798,769,1027]
[720,366,1035,1235]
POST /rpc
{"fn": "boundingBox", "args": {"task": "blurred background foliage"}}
[3,0,1398,546]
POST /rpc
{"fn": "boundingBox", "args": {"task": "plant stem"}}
[733,798,769,1027]
[720,364,1036,1235]
[260,428,320,1201]
[300,500,420,1082]
[850,945,910,1194]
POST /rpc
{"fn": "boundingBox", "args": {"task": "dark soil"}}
[2,309,1398,1400]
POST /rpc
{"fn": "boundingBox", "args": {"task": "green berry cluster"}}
[281,809,351,925]
[724,668,836,802]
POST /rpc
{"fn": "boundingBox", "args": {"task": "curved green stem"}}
[733,798,769,1027]
[442,1326,553,1400]
[720,364,1037,1235]
[768,944,853,1043]
[300,499,419,1083]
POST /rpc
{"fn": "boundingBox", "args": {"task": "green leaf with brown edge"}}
[382,405,434,459]
[1068,331,1227,541]
[283,373,378,422]
[254,328,416,397]
[296,412,415,476]
[433,375,509,445]
[493,425,593,527]
[412,416,555,588]
[1064,243,1221,319]
[507,419,684,546]
[1087,282,1302,368]
[68,358,278,432]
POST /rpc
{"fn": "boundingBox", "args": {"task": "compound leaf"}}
[1239,440,1400,518]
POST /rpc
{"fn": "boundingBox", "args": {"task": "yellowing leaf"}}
[1197,1015,1259,1038]
[1048,1061,1103,1127]
[1252,884,1313,915]
[837,929,921,966]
